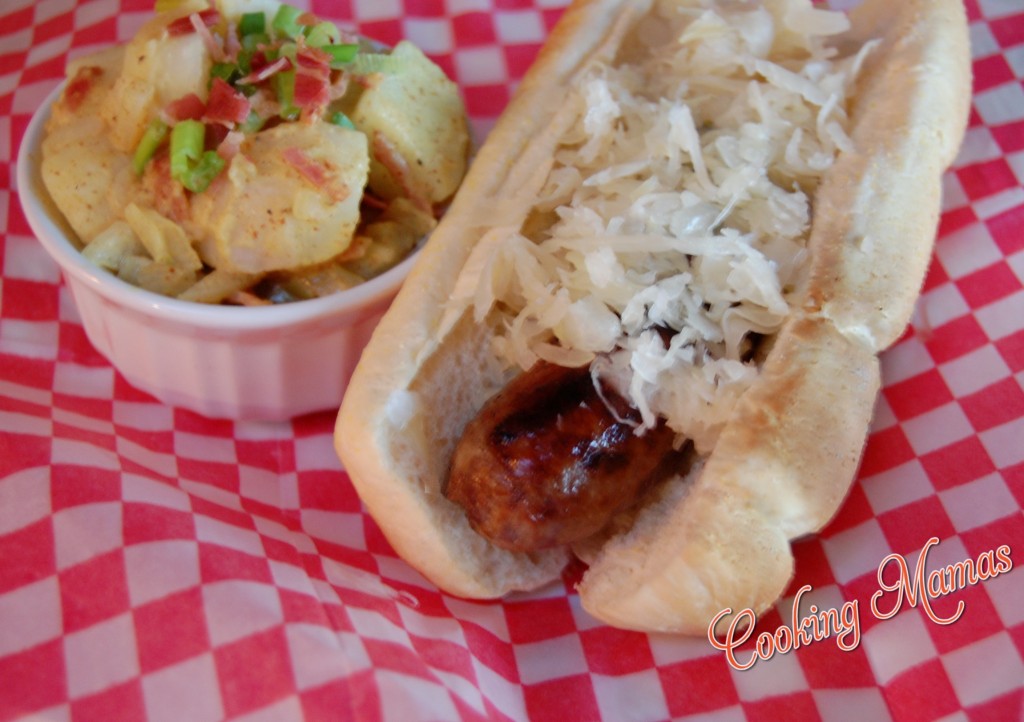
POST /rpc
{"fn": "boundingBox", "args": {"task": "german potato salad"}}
[41,0,470,304]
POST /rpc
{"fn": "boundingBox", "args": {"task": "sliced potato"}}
[342,220,419,279]
[137,262,199,297]
[124,203,203,272]
[190,122,370,274]
[382,196,438,237]
[272,262,366,301]
[81,221,145,272]
[119,256,198,297]
[51,45,124,127]
[100,6,212,152]
[178,268,264,304]
[41,115,131,242]
[353,41,470,204]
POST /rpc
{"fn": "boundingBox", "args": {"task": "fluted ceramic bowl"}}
[17,83,417,421]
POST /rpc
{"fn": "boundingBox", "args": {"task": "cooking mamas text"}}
[708,537,1013,670]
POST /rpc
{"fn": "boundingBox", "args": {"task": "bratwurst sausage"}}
[443,361,678,552]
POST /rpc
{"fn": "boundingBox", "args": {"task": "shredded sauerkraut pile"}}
[458,0,877,453]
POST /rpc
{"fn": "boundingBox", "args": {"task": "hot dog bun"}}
[335,0,970,633]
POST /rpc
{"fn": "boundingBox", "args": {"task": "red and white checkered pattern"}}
[2,1,1023,720]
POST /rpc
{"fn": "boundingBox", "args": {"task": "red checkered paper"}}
[2,0,1023,720]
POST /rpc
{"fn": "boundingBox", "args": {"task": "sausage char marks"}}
[444,360,679,552]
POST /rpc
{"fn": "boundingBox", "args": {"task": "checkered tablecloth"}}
[2,1,1023,720]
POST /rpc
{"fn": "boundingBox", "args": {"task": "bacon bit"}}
[247,49,269,71]
[141,153,190,224]
[62,65,104,112]
[355,72,385,90]
[293,72,331,116]
[166,9,221,36]
[226,290,271,306]
[296,45,332,69]
[282,146,349,202]
[223,19,241,63]
[291,46,332,119]
[371,132,432,214]
[360,193,389,211]
[283,147,326,184]
[329,73,351,102]
[217,130,244,161]
[337,234,371,262]
[163,93,206,122]
[205,122,229,150]
[237,56,290,85]
[248,91,280,123]
[205,77,251,126]
[190,12,227,63]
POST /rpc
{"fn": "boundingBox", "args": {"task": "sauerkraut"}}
[458,0,878,453]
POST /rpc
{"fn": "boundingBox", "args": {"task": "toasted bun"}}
[335,0,970,633]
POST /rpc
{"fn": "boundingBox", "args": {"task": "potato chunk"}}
[40,47,128,242]
[41,115,130,243]
[353,41,470,204]
[100,5,212,153]
[189,122,370,274]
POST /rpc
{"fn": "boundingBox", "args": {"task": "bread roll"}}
[335,0,971,634]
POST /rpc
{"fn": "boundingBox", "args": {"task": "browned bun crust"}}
[335,0,971,633]
[578,0,972,633]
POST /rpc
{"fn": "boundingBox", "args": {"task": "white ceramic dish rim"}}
[16,81,421,333]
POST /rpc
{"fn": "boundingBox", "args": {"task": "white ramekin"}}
[17,83,417,421]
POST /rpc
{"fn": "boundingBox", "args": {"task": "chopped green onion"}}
[277,41,298,62]
[170,120,203,177]
[347,52,403,75]
[169,120,225,193]
[238,11,265,37]
[234,46,258,78]
[271,4,304,39]
[241,32,269,53]
[181,152,225,194]
[210,61,238,85]
[132,119,168,175]
[235,81,258,97]
[328,111,356,130]
[305,21,340,48]
[239,110,265,134]
[324,43,360,67]
[273,69,300,120]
